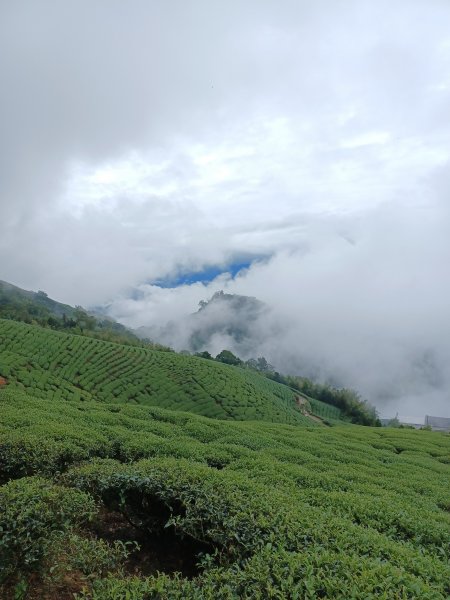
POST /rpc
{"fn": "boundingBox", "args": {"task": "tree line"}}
[0,288,172,352]
[191,348,380,426]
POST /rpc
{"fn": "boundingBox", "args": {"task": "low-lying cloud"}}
[106,196,450,421]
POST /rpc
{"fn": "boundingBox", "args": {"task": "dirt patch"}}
[296,396,325,424]
[1,503,213,599]
[0,376,7,387]
[296,396,307,408]
[1,572,87,600]
[91,508,211,578]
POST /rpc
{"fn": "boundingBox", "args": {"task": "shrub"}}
[0,477,96,584]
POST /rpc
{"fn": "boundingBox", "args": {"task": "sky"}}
[1,0,450,419]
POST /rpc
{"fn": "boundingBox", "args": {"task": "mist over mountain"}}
[137,290,273,357]
[122,280,450,421]
[2,271,449,421]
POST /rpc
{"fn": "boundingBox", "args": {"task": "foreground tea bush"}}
[0,386,449,597]
[80,546,444,600]
[0,477,95,584]
[63,457,294,564]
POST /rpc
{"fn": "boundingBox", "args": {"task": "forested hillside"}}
[0,280,168,349]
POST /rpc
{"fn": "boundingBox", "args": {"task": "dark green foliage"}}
[63,457,282,563]
[215,350,242,366]
[0,281,76,322]
[194,351,213,360]
[0,477,95,583]
[266,372,380,426]
[244,356,274,372]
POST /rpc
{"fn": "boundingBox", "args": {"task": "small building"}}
[425,415,450,432]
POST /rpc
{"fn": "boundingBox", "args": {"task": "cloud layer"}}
[1,0,450,418]
[106,194,450,420]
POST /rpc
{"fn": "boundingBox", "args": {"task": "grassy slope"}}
[0,319,313,425]
[0,279,76,318]
[0,280,170,349]
[0,386,449,598]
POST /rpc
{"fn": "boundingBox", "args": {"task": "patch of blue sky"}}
[152,256,267,288]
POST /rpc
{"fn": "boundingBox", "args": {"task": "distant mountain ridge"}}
[137,290,270,356]
[0,279,76,318]
[190,290,268,350]
[0,279,167,349]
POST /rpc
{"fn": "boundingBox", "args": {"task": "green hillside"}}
[1,313,449,598]
[0,279,76,318]
[0,319,312,425]
[0,280,170,349]
[307,396,343,421]
[1,386,449,599]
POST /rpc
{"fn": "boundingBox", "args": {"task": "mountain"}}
[137,290,272,356]
[0,281,377,426]
[191,291,267,350]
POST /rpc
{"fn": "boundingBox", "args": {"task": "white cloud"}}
[340,131,391,148]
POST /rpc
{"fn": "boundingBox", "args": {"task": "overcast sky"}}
[1,1,450,418]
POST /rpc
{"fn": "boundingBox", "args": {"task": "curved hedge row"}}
[0,387,449,598]
[0,319,312,425]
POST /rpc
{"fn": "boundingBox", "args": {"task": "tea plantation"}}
[0,319,312,425]
[0,321,449,599]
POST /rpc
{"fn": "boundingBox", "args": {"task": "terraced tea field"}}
[304,396,343,421]
[0,319,312,425]
[1,319,449,598]
[0,386,449,599]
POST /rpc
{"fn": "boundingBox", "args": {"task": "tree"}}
[195,351,213,360]
[245,356,274,372]
[47,316,60,328]
[245,358,259,370]
[215,350,242,366]
[74,307,96,333]
[256,356,273,372]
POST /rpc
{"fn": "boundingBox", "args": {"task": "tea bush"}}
[0,322,449,598]
[0,319,314,425]
[0,477,95,583]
